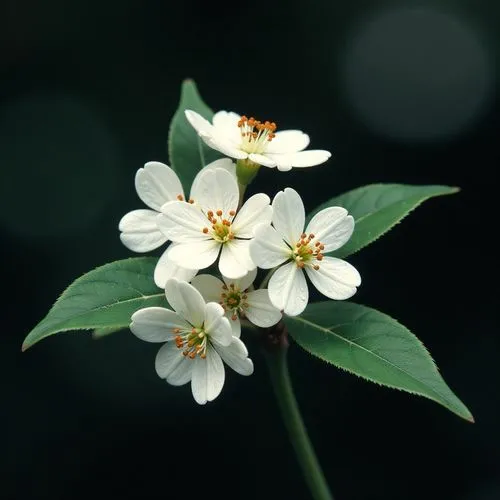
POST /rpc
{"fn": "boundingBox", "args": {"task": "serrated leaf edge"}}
[22,257,161,351]
[287,303,473,422]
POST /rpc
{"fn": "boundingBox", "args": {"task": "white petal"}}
[272,188,305,245]
[213,337,254,376]
[185,110,215,136]
[190,158,236,201]
[191,274,224,303]
[244,289,282,328]
[135,161,184,211]
[155,342,192,384]
[202,132,248,160]
[223,267,257,292]
[185,110,246,160]
[130,307,189,342]
[248,153,276,168]
[267,155,293,172]
[305,256,361,300]
[267,150,331,170]
[265,130,310,154]
[219,240,254,279]
[191,345,225,404]
[227,313,241,338]
[165,279,206,327]
[268,262,309,316]
[189,167,239,215]
[306,208,354,252]
[249,224,289,269]
[119,209,167,252]
[204,303,232,347]
[232,193,272,238]
[154,247,198,288]
[157,201,211,242]
[167,239,221,271]
[212,110,242,145]
[166,357,193,386]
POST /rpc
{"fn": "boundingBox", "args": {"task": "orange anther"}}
[231,314,238,321]
[216,210,223,216]
[188,198,194,204]
[176,194,184,201]
[229,210,236,216]
[313,265,320,270]
[316,254,324,261]
[202,227,209,234]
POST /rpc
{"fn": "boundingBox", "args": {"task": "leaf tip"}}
[21,342,31,352]
[464,412,475,424]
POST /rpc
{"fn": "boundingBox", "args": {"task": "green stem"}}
[265,346,334,500]
[237,181,247,209]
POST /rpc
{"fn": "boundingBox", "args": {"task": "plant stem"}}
[237,181,247,209]
[264,345,334,500]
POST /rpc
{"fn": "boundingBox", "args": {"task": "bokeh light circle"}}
[341,7,493,141]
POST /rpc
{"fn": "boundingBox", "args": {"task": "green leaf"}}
[286,301,473,422]
[168,79,222,192]
[306,184,459,259]
[22,257,167,351]
[92,326,125,340]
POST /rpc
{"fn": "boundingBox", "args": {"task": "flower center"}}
[220,283,249,321]
[202,209,236,243]
[291,232,325,271]
[173,326,208,359]
[237,115,277,154]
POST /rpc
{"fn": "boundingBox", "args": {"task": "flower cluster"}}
[121,109,360,403]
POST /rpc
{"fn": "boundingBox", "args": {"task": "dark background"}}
[2,0,498,499]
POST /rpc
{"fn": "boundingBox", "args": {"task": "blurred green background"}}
[2,0,498,498]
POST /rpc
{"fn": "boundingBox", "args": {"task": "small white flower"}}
[119,158,235,287]
[185,110,331,172]
[250,187,361,316]
[191,269,282,337]
[130,278,253,405]
[157,167,272,279]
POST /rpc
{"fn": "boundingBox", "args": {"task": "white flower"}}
[157,167,272,279]
[249,187,361,316]
[119,158,235,287]
[130,278,253,405]
[191,269,282,337]
[185,110,331,172]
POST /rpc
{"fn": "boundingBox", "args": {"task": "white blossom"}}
[191,268,281,337]
[185,110,331,172]
[130,278,253,404]
[119,159,235,287]
[157,167,272,279]
[250,187,361,316]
